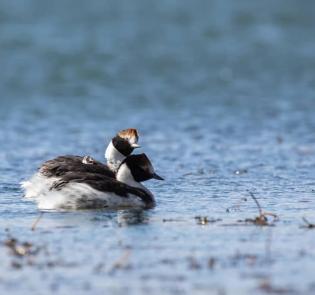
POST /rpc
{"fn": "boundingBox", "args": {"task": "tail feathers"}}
[20,181,31,189]
[20,174,56,199]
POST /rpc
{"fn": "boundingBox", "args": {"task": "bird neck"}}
[116,164,144,189]
[104,140,126,173]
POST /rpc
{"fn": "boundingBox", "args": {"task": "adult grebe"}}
[22,128,140,199]
[26,153,163,210]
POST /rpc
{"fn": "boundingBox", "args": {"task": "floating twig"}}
[31,212,44,231]
[108,250,131,274]
[301,217,315,229]
[249,192,262,216]
[244,192,278,226]
[258,280,296,294]
[194,216,222,225]
[188,256,202,270]
[4,238,39,257]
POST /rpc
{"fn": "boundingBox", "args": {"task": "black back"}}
[40,155,115,179]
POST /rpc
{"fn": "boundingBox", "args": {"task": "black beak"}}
[152,173,164,180]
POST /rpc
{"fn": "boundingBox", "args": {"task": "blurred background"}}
[1,0,315,173]
[1,1,315,294]
[1,0,314,106]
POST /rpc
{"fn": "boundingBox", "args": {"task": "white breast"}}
[36,182,146,210]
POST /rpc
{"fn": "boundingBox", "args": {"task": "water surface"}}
[1,1,315,294]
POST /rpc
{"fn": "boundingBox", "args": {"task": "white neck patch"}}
[116,164,141,188]
[116,163,152,196]
[104,140,126,173]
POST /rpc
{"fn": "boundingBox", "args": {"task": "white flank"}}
[21,173,146,210]
[37,182,146,210]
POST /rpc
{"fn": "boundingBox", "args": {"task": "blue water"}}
[1,1,315,294]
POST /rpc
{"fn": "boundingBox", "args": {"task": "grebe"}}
[26,153,163,210]
[22,128,140,199]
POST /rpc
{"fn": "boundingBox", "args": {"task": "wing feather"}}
[50,171,154,206]
[40,155,115,178]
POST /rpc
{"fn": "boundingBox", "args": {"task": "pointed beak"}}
[152,173,164,180]
[131,143,141,148]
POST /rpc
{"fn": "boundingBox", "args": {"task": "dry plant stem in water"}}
[245,192,278,226]
[301,217,315,229]
[31,212,44,231]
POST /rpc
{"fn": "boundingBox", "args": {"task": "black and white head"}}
[112,128,140,156]
[105,128,141,170]
[116,153,164,186]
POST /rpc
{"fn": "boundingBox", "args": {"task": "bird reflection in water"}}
[117,209,150,226]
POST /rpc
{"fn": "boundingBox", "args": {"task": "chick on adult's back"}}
[29,154,163,210]
[21,128,140,200]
